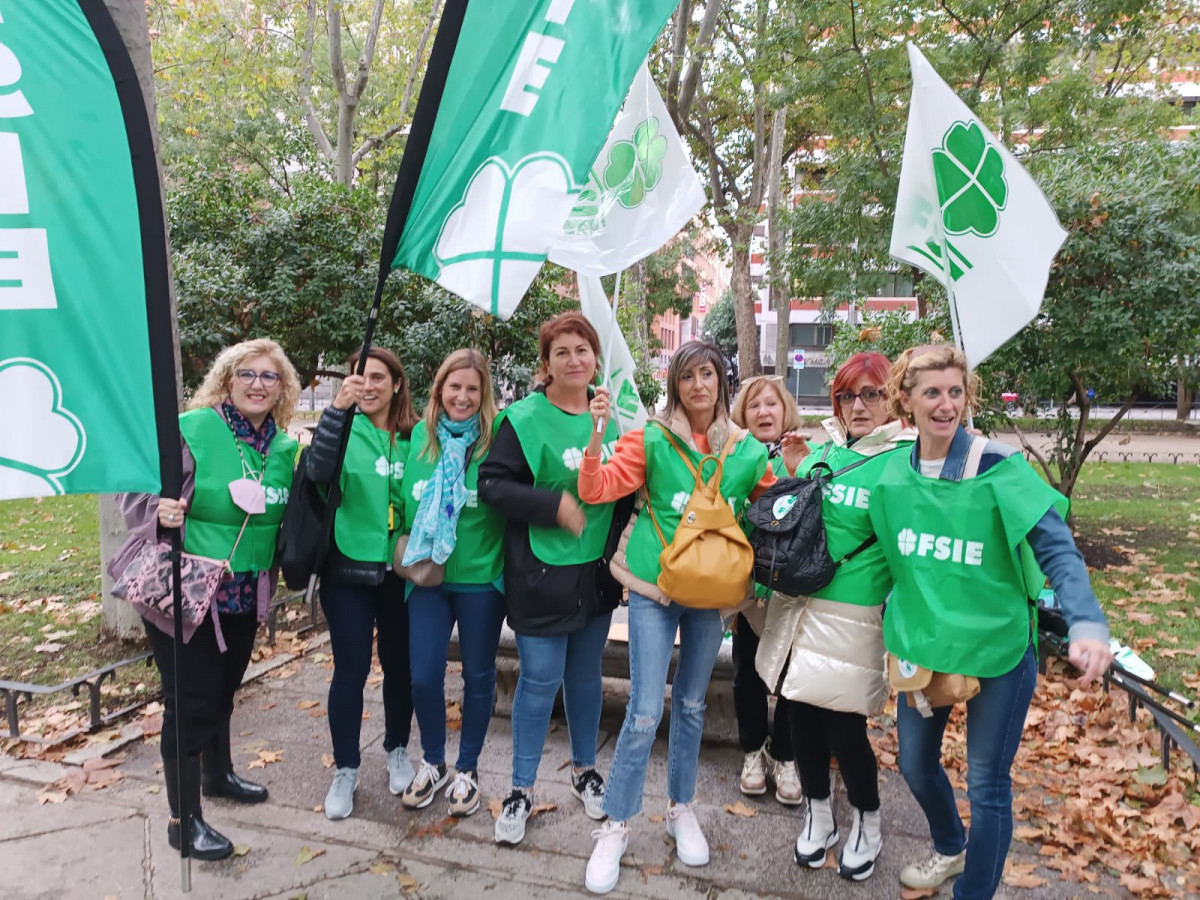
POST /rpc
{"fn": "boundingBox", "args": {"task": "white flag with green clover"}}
[387,1,680,320]
[578,275,648,433]
[549,64,706,276]
[890,43,1067,366]
[0,0,177,501]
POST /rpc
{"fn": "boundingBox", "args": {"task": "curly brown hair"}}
[886,344,980,425]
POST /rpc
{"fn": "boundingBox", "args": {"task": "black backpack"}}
[276,446,340,590]
[745,445,884,597]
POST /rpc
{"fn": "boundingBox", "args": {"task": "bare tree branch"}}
[848,0,890,179]
[1010,420,1055,483]
[666,0,692,117]
[677,0,721,120]
[350,0,387,102]
[353,120,410,166]
[326,0,347,98]
[300,0,335,163]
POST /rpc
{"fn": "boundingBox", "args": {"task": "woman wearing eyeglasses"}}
[307,347,420,821]
[109,339,301,859]
[754,352,915,881]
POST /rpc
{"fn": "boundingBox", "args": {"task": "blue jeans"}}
[897,645,1037,900]
[511,612,612,789]
[601,592,725,822]
[320,573,412,769]
[408,585,506,772]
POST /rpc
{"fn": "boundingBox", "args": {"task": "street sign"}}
[791,348,806,369]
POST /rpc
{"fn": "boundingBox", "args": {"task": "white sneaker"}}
[739,747,768,795]
[494,788,533,845]
[387,747,415,795]
[665,801,710,867]
[838,808,882,881]
[585,820,628,894]
[571,768,607,821]
[323,767,357,820]
[793,796,838,868]
[445,769,481,817]
[769,756,803,806]
[900,846,967,889]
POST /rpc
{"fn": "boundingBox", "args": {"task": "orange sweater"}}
[578,428,776,504]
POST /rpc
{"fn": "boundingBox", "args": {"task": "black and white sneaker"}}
[494,788,534,845]
[571,768,606,821]
[401,759,449,810]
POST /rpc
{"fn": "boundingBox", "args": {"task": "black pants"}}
[320,572,412,769]
[731,613,794,761]
[790,700,880,812]
[144,611,259,764]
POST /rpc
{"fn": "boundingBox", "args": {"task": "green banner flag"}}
[387,0,679,319]
[0,0,175,500]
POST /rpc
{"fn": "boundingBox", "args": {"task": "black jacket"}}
[478,402,632,636]
[307,406,388,586]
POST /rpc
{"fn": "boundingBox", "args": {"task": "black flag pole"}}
[77,0,192,888]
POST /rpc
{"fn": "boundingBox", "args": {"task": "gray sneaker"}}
[324,767,358,820]
[387,748,415,795]
[571,768,607,821]
[494,788,533,845]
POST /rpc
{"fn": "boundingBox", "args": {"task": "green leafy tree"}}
[702,289,739,359]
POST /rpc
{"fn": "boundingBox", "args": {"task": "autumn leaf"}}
[368,859,395,875]
[248,749,283,769]
[320,753,334,769]
[722,800,758,818]
[1002,862,1048,889]
[487,798,503,820]
[899,889,937,899]
[296,846,325,865]
[396,872,420,893]
[232,845,250,858]
[296,700,321,711]
[530,802,558,818]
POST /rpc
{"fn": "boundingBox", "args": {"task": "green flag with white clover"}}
[890,43,1068,367]
[386,0,680,320]
[0,0,179,500]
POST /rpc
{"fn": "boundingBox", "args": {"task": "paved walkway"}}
[0,637,1126,900]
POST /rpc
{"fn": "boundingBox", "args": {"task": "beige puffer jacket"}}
[753,417,915,717]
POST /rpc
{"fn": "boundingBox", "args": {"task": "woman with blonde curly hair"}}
[109,338,301,860]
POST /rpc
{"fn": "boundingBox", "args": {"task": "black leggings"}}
[731,614,794,761]
[790,700,880,812]
[144,611,259,762]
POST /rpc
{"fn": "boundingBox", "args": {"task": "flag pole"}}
[596,269,623,434]
[938,234,974,429]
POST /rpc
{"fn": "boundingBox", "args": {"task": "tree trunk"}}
[728,222,762,379]
[100,0,181,641]
[1177,367,1195,420]
[766,106,789,379]
[335,99,356,186]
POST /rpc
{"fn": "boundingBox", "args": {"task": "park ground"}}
[1,457,1198,898]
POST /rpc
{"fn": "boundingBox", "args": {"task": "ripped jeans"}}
[601,591,725,822]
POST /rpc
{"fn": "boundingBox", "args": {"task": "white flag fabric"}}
[578,275,649,433]
[890,43,1067,366]
[549,64,706,276]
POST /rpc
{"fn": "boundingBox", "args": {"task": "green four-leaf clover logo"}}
[932,121,1007,238]
[603,117,668,209]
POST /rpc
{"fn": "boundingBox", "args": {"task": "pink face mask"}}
[228,477,267,515]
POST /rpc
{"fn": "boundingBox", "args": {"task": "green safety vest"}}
[179,408,297,573]
[501,392,618,565]
[334,413,409,564]
[869,452,1068,678]
[793,439,910,606]
[627,425,767,585]
[402,419,504,584]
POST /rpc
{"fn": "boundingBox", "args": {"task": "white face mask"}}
[228,477,266,515]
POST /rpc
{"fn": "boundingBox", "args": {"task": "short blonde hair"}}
[421,349,498,460]
[886,344,980,425]
[731,376,802,435]
[189,338,301,429]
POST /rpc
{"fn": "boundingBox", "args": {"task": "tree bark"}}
[766,106,789,377]
[100,0,181,641]
[1177,364,1195,420]
[728,221,762,379]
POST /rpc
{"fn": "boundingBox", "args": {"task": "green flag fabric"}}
[389,0,679,319]
[0,0,172,499]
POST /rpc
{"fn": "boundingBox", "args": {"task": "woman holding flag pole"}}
[869,345,1111,897]
[111,339,301,860]
[478,312,631,845]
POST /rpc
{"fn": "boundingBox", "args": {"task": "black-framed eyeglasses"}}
[835,387,883,407]
[234,369,282,387]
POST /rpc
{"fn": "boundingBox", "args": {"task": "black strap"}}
[835,533,878,566]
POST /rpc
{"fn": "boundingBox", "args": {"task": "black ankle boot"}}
[202,721,268,803]
[164,756,235,861]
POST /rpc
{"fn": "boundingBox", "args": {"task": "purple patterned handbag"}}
[112,516,249,628]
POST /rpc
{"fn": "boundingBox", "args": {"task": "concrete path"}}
[0,647,1125,900]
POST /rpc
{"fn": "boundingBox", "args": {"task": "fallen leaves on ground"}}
[899,889,937,899]
[530,802,557,817]
[722,800,757,818]
[445,701,462,731]
[248,749,283,769]
[487,798,503,820]
[296,700,321,711]
[396,871,420,892]
[232,845,250,858]
[296,846,325,865]
[38,755,126,802]
[1002,862,1048,889]
[320,753,334,769]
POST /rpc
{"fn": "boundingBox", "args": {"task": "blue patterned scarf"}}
[403,412,481,566]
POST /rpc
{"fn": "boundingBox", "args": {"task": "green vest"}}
[501,392,618,565]
[793,439,908,607]
[402,420,504,584]
[178,407,297,573]
[627,425,768,584]
[334,413,409,564]
[869,452,1068,678]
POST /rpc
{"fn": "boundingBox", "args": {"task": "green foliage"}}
[702,290,738,358]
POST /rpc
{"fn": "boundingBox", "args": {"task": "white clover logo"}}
[562,447,584,470]
[897,528,919,556]
[412,479,427,501]
[0,358,85,499]
[434,153,576,318]
[375,456,390,477]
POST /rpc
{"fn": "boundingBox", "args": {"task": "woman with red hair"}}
[755,351,916,882]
